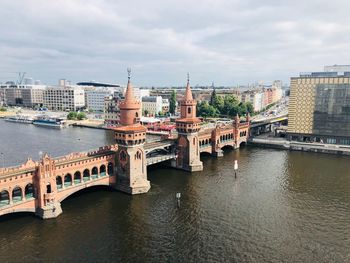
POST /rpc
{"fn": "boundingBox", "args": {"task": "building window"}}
[188,107,191,114]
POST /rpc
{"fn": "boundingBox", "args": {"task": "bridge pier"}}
[35,202,62,219]
[212,149,223,157]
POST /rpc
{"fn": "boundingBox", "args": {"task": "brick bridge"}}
[0,74,249,219]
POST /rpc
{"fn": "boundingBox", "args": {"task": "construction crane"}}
[16,72,26,85]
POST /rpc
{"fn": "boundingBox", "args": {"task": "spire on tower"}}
[185,73,193,101]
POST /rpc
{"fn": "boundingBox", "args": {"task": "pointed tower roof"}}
[124,68,134,102]
[184,73,193,101]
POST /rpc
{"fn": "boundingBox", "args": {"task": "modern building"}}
[142,96,163,116]
[0,84,46,108]
[288,69,350,144]
[43,87,85,111]
[85,90,111,112]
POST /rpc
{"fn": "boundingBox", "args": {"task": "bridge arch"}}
[64,174,73,187]
[100,165,106,176]
[0,190,10,207]
[107,162,114,176]
[74,171,81,184]
[83,169,90,182]
[12,186,23,203]
[56,176,63,190]
[58,184,113,203]
[92,167,98,179]
[25,184,34,199]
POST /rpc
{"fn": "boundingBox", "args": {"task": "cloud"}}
[1,0,350,86]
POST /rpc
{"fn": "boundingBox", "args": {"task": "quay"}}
[249,137,350,155]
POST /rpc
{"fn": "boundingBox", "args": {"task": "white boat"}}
[33,115,66,128]
[4,115,34,124]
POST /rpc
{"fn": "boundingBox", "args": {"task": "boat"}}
[33,115,66,128]
[4,115,34,124]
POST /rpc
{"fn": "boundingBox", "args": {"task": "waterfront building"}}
[85,90,112,112]
[1,84,46,108]
[142,96,163,116]
[288,68,350,144]
[0,88,5,106]
[43,86,85,111]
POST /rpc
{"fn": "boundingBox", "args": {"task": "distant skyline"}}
[1,0,350,86]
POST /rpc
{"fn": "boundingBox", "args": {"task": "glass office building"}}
[288,70,350,145]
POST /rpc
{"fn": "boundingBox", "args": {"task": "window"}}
[188,107,191,114]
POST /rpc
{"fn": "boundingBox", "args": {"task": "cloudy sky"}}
[1,0,350,86]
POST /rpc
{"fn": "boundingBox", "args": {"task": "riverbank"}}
[249,137,350,156]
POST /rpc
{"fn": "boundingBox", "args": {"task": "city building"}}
[0,84,46,108]
[85,90,111,112]
[240,90,264,112]
[104,96,120,127]
[142,96,163,116]
[43,87,85,111]
[288,68,350,144]
[162,98,169,113]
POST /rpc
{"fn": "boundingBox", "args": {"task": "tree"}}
[144,109,149,116]
[246,102,254,114]
[77,112,87,120]
[169,90,176,114]
[210,88,217,106]
[0,107,6,112]
[67,112,77,120]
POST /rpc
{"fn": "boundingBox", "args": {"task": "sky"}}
[1,0,350,87]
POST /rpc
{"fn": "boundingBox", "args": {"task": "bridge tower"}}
[175,75,203,172]
[35,154,63,219]
[114,70,150,194]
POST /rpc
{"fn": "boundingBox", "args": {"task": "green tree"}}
[67,112,77,120]
[210,88,216,106]
[197,101,218,118]
[77,112,87,120]
[169,90,176,114]
[246,102,254,115]
[0,107,7,112]
[144,109,149,116]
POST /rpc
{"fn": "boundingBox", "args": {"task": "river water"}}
[0,120,350,262]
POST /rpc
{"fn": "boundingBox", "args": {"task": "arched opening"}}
[64,174,72,187]
[135,112,139,118]
[92,167,98,179]
[25,184,34,199]
[12,187,22,203]
[0,190,10,207]
[188,107,191,114]
[74,171,81,184]
[108,162,114,176]
[240,141,247,148]
[83,169,90,182]
[100,165,106,176]
[56,176,63,190]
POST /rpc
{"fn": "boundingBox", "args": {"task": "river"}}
[0,120,350,262]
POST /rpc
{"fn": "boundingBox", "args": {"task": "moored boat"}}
[33,115,66,128]
[4,115,34,124]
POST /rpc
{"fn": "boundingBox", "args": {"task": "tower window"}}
[188,107,191,114]
[135,112,139,118]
